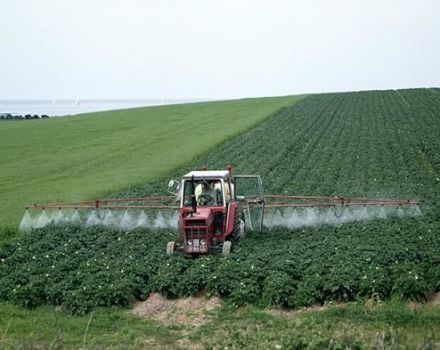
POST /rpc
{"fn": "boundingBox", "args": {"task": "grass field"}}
[1,89,440,348]
[0,302,178,349]
[0,95,303,230]
[1,300,439,349]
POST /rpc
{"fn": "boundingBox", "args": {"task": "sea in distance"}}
[0,99,204,117]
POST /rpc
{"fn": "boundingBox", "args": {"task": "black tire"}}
[232,207,246,241]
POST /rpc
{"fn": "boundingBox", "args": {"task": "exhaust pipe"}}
[190,175,197,213]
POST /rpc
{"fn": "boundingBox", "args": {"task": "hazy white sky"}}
[1,0,439,99]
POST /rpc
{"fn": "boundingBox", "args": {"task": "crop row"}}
[0,216,439,314]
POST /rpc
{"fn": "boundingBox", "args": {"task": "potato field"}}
[1,89,440,315]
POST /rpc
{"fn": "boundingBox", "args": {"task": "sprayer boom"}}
[25,196,178,210]
[264,195,419,208]
[20,167,421,255]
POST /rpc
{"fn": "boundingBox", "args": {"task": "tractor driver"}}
[193,180,224,234]
[195,180,223,206]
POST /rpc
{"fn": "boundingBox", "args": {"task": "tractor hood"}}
[186,207,213,222]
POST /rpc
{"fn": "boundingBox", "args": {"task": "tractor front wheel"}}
[222,241,232,256]
[166,241,176,255]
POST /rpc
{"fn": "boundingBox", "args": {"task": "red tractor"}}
[165,167,264,255]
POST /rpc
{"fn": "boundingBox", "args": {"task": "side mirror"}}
[167,180,180,195]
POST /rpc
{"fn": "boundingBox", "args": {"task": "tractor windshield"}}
[183,179,224,206]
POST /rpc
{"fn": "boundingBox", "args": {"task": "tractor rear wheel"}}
[232,208,246,241]
[222,241,232,256]
[166,241,176,255]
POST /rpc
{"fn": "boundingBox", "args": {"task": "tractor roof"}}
[183,170,230,180]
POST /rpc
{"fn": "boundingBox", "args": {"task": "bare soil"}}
[133,293,221,349]
[132,293,221,328]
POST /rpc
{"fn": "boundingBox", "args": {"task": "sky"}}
[1,0,439,99]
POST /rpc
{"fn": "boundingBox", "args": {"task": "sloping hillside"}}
[0,95,303,229]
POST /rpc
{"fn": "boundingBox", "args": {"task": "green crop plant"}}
[1,217,439,314]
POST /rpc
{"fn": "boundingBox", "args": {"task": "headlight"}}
[200,239,206,246]
[187,240,193,246]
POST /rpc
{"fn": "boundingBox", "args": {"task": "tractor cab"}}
[166,168,264,255]
[181,170,233,207]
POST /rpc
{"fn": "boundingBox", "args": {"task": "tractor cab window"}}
[183,179,224,206]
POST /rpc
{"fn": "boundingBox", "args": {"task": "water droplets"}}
[18,203,421,233]
[86,211,101,227]
[135,211,149,228]
[102,210,117,227]
[70,210,82,225]
[34,210,50,228]
[18,208,178,232]
[264,205,422,230]
[377,206,388,220]
[51,209,66,225]
[119,210,134,231]
[18,210,33,233]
